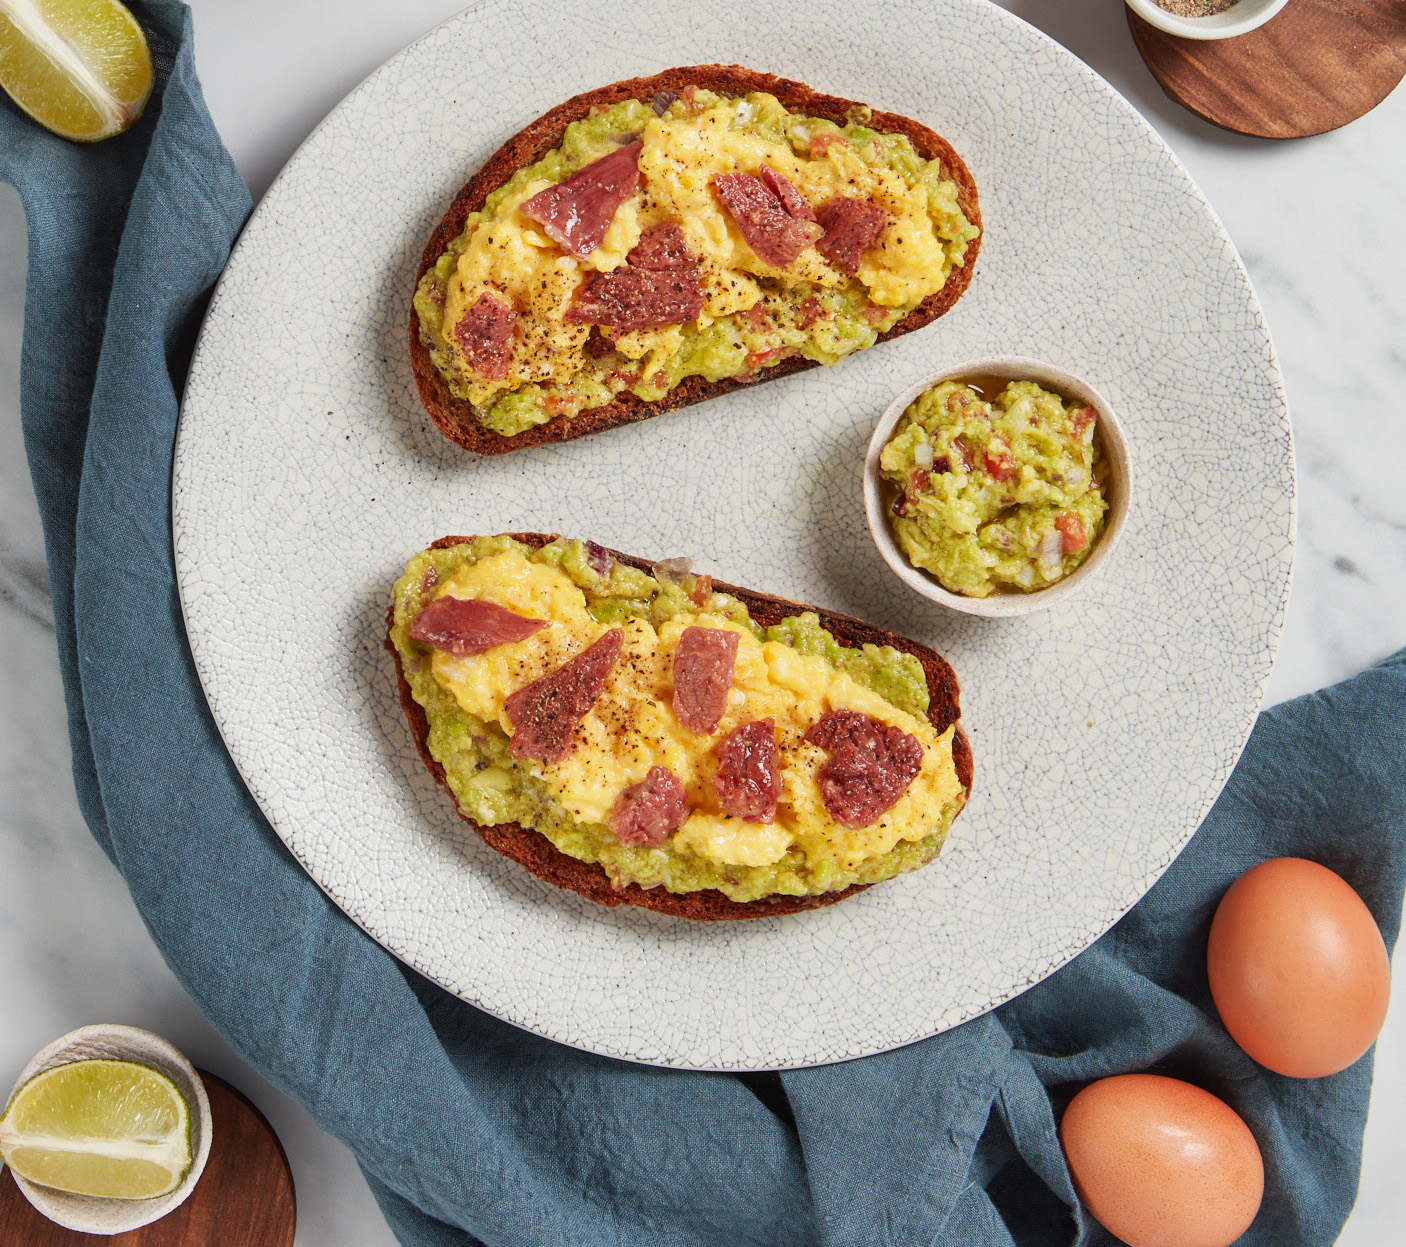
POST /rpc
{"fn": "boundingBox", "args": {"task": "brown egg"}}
[1059,1074,1263,1247]
[1207,857,1391,1078]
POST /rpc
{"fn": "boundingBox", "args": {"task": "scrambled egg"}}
[417,90,979,436]
[426,548,963,872]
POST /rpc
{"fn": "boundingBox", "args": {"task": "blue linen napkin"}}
[4,5,1404,1244]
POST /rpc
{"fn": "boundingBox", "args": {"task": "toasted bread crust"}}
[386,534,973,920]
[410,65,982,455]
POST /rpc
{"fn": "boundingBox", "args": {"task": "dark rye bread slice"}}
[411,64,982,455]
[386,534,974,920]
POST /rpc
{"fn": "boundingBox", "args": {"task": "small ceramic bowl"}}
[1125,0,1290,41]
[863,356,1134,618]
[3,1024,212,1235]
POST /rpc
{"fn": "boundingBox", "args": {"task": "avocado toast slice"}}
[411,65,982,454]
[386,534,973,920]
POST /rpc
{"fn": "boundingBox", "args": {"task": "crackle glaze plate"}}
[173,0,1293,1069]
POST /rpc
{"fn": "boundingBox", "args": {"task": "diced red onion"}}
[914,442,934,469]
[652,556,692,584]
[585,541,614,577]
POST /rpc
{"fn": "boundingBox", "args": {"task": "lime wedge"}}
[0,1059,192,1199]
[0,0,152,142]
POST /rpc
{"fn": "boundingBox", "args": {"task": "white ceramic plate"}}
[174,0,1293,1070]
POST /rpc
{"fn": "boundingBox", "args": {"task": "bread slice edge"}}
[410,64,983,455]
[385,533,974,920]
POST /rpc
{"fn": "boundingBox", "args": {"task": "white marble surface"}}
[0,0,1400,1242]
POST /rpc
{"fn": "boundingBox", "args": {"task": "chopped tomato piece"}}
[1070,406,1097,437]
[738,304,772,333]
[984,441,1017,482]
[892,468,931,519]
[810,133,849,156]
[541,394,574,416]
[746,346,785,369]
[1056,511,1088,554]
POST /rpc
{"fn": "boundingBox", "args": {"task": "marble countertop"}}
[1,1,1402,1242]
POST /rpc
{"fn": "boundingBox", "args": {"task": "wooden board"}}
[1129,0,1406,138]
[0,1073,296,1246]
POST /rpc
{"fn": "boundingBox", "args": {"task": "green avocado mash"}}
[879,380,1109,597]
[415,90,979,438]
[389,537,962,902]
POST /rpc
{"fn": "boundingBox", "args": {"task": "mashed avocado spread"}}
[415,91,979,437]
[880,380,1109,597]
[390,537,967,902]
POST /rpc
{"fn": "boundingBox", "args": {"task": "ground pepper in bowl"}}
[1153,0,1236,15]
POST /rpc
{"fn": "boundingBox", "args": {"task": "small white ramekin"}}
[3,1024,212,1235]
[863,356,1134,619]
[1125,0,1290,41]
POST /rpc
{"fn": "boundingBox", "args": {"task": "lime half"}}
[0,1059,192,1199]
[0,0,152,142]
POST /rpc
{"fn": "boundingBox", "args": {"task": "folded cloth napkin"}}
[4,5,1403,1245]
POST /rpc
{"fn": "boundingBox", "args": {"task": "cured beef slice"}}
[565,267,704,334]
[565,222,705,334]
[713,172,822,268]
[504,628,623,763]
[816,197,889,276]
[584,326,615,357]
[671,626,739,735]
[626,223,698,270]
[409,596,546,655]
[758,164,815,222]
[453,292,517,381]
[804,709,923,828]
[712,718,780,823]
[608,765,688,847]
[521,140,643,258]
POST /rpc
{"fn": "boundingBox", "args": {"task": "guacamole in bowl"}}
[863,357,1134,617]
